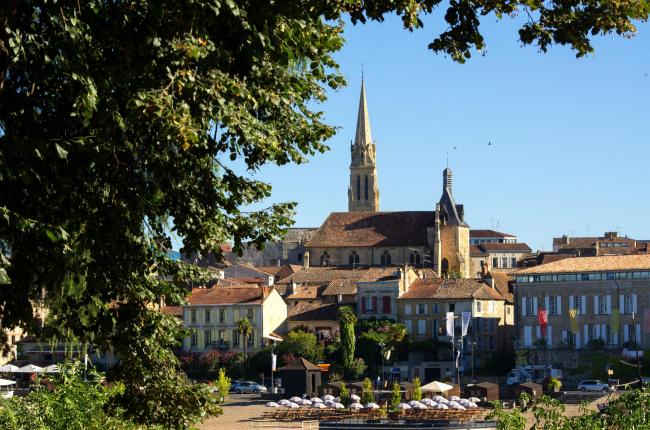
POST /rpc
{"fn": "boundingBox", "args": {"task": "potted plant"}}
[544,376,562,393]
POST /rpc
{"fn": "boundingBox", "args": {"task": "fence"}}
[251,419,319,430]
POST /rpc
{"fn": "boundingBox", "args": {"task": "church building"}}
[305,80,471,278]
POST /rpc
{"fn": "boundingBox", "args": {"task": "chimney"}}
[303,251,310,270]
[605,231,618,239]
[290,281,298,296]
[480,261,488,278]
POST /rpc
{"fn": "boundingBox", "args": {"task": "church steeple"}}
[348,79,379,212]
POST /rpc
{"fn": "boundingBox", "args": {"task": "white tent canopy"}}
[0,378,16,386]
[16,364,43,373]
[420,381,454,393]
[0,364,19,372]
[44,364,60,373]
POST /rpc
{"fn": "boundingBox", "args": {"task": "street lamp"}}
[379,342,386,387]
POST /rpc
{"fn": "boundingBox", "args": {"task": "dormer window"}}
[380,251,392,266]
[349,251,360,266]
[320,251,330,266]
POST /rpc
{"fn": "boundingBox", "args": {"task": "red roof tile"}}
[470,230,516,238]
[187,286,272,305]
[306,211,435,247]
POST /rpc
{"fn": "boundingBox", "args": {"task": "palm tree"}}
[237,318,253,354]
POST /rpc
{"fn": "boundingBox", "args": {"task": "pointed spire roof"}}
[354,79,373,147]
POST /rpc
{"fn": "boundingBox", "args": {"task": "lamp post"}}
[379,342,386,387]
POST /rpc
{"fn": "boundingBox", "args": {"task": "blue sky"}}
[240,14,650,253]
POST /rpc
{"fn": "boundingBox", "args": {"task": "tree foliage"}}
[389,382,402,411]
[413,376,422,401]
[339,382,351,407]
[276,330,323,363]
[215,368,231,404]
[338,306,356,368]
[361,377,375,405]
[237,318,253,354]
[1,0,647,426]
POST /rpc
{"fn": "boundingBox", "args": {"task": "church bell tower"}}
[348,79,379,212]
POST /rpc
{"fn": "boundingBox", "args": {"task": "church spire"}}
[348,79,379,212]
[354,78,373,149]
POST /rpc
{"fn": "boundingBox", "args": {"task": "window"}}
[492,257,499,268]
[511,257,517,268]
[404,304,412,315]
[441,258,449,275]
[418,320,426,335]
[526,297,534,316]
[248,332,254,346]
[380,251,392,266]
[190,310,197,324]
[598,295,607,315]
[219,309,225,323]
[320,252,330,266]
[349,251,360,266]
[191,331,197,347]
[476,301,482,312]
[431,303,439,313]
[232,330,239,346]
[501,257,508,268]
[364,175,368,200]
[574,296,583,315]
[356,175,361,200]
[549,296,558,316]
[218,330,225,342]
[247,308,254,320]
[624,295,634,314]
[205,330,212,346]
[448,303,455,312]
[297,253,302,262]
[205,309,211,323]
[417,303,426,314]
[409,251,421,266]
[565,331,576,346]
[382,296,391,314]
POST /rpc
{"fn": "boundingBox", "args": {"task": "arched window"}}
[349,251,360,266]
[356,175,361,201]
[441,258,449,276]
[320,252,330,267]
[409,251,421,267]
[364,175,369,200]
[381,251,391,266]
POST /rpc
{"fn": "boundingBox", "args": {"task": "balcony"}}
[211,341,230,350]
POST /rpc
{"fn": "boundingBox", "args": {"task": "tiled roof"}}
[288,301,342,321]
[161,306,183,316]
[279,357,322,371]
[416,268,439,280]
[470,245,488,256]
[540,254,574,265]
[359,267,401,282]
[286,285,326,300]
[478,243,532,253]
[306,211,435,247]
[516,254,650,275]
[322,278,358,296]
[486,271,513,303]
[470,229,516,238]
[399,279,505,301]
[187,286,272,305]
[279,267,362,285]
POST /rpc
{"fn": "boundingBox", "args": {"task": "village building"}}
[513,254,650,368]
[181,286,286,353]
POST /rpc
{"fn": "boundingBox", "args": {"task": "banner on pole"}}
[271,354,277,371]
[538,309,548,337]
[461,312,472,337]
[446,312,455,337]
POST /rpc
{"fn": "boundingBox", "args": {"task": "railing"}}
[251,419,319,429]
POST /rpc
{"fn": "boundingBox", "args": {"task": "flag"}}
[271,354,277,371]
[538,309,548,338]
[461,312,472,337]
[446,312,455,337]
[569,308,579,334]
[611,308,620,332]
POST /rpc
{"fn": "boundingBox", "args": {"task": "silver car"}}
[577,380,613,392]
[231,381,267,394]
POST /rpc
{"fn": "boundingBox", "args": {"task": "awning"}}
[420,381,454,393]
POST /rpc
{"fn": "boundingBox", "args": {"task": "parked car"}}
[577,380,614,392]
[230,381,267,394]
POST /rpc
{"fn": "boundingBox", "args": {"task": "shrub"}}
[413,376,422,401]
[216,368,231,403]
[339,382,351,406]
[361,377,375,404]
[389,382,401,411]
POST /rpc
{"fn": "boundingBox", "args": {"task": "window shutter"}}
[606,295,612,314]
[406,320,413,333]
[536,326,541,340]
[557,297,562,315]
[601,324,607,343]
[594,296,600,315]
[575,332,581,348]
[569,296,574,311]
[619,294,625,314]
[632,294,638,314]
[613,332,619,345]
[583,324,589,345]
[524,326,532,346]
[372,296,378,313]
[424,304,428,314]
[522,297,526,316]
[405,304,411,315]
[533,297,538,315]
[548,326,553,346]
[432,320,438,338]
[636,324,641,346]
[581,295,586,314]
[595,325,601,339]
[544,296,549,312]
[361,296,367,313]
[383,296,391,314]
[562,330,567,343]
[624,324,629,342]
